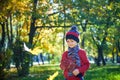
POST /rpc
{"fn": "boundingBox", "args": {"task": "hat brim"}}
[66,35,79,43]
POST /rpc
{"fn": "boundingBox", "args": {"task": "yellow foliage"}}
[29,47,43,55]
[118,52,120,56]
[24,43,43,55]
[47,71,59,80]
[89,8,94,14]
[21,36,28,42]
[107,3,113,10]
[32,28,63,54]
[35,19,42,26]
[114,48,116,52]
[108,54,112,58]
[22,20,30,30]
[106,37,110,41]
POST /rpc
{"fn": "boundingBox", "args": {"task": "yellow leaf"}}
[107,3,113,10]
[29,47,43,55]
[47,71,59,80]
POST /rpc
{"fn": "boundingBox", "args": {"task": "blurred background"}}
[0,0,120,80]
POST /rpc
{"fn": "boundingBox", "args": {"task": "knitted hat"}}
[66,25,79,43]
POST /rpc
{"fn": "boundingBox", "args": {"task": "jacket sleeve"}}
[60,51,68,70]
[78,49,90,74]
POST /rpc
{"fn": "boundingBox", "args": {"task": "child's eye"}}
[67,41,69,43]
[71,40,74,42]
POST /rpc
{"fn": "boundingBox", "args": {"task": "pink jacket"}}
[60,49,90,80]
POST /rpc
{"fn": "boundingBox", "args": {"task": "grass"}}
[85,64,120,80]
[7,64,120,80]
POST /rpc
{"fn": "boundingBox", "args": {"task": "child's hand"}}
[72,69,80,76]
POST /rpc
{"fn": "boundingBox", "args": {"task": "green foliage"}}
[0,48,13,80]
[12,39,31,77]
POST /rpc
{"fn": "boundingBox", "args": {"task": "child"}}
[60,25,90,80]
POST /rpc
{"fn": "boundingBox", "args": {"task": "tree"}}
[89,0,120,66]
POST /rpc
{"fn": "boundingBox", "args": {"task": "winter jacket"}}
[60,49,90,80]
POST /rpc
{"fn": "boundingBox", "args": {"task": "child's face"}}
[66,39,77,48]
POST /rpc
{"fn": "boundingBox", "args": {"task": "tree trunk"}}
[47,53,50,64]
[28,0,38,66]
[81,36,85,48]
[101,51,106,65]
[97,45,106,66]
[28,0,38,68]
[112,51,115,63]
[116,50,120,63]
[9,14,13,45]
[112,47,115,63]
[81,20,88,48]
[0,22,5,49]
[97,46,102,66]
[40,53,44,64]
[6,18,10,43]
[116,39,120,63]
[29,0,38,45]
